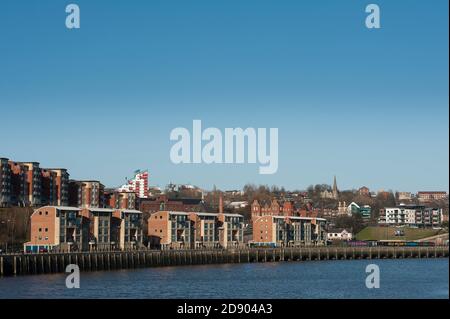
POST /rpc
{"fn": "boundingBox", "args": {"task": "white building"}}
[118,170,149,198]
[379,205,416,225]
[378,204,443,227]
[327,229,353,241]
[347,202,360,216]
[227,201,249,209]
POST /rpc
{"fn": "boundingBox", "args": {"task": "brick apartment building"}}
[40,169,57,206]
[113,209,144,250]
[48,168,70,206]
[0,158,11,207]
[148,211,244,249]
[21,162,42,206]
[251,199,296,219]
[1,158,68,207]
[104,189,136,210]
[7,160,29,206]
[252,215,327,247]
[24,206,144,253]
[69,180,105,208]
[84,208,115,251]
[358,186,370,196]
[139,194,203,215]
[24,206,90,253]
[83,207,143,250]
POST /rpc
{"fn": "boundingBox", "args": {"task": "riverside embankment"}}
[1,246,448,276]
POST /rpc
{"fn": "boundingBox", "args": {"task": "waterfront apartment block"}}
[0,158,11,207]
[69,180,105,208]
[378,204,444,227]
[83,208,114,251]
[112,209,144,250]
[252,215,327,247]
[25,206,144,252]
[189,212,220,248]
[24,206,90,253]
[87,208,144,250]
[148,211,244,249]
[218,213,244,248]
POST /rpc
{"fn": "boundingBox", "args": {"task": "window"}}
[38,228,42,232]
[39,211,42,215]
[45,228,48,232]
[45,211,48,215]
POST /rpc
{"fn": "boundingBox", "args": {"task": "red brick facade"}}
[139,195,203,214]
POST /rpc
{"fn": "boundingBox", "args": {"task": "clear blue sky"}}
[0,0,448,192]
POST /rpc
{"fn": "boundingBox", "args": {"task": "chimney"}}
[219,193,223,214]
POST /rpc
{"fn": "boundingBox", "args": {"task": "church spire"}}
[332,175,338,199]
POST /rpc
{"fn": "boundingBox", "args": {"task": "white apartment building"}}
[380,207,416,225]
[379,204,443,227]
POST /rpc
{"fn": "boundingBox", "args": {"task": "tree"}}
[334,214,365,234]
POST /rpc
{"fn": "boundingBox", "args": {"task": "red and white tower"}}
[118,170,149,198]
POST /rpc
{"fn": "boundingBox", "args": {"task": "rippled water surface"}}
[0,259,448,299]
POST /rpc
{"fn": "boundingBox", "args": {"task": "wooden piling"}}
[1,246,449,277]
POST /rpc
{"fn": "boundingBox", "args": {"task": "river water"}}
[0,259,448,299]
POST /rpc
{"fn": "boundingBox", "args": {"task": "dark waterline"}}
[0,259,448,299]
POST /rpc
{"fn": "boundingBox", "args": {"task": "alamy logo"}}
[365,264,380,289]
[365,4,381,29]
[65,4,80,29]
[170,120,278,174]
[65,264,80,288]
